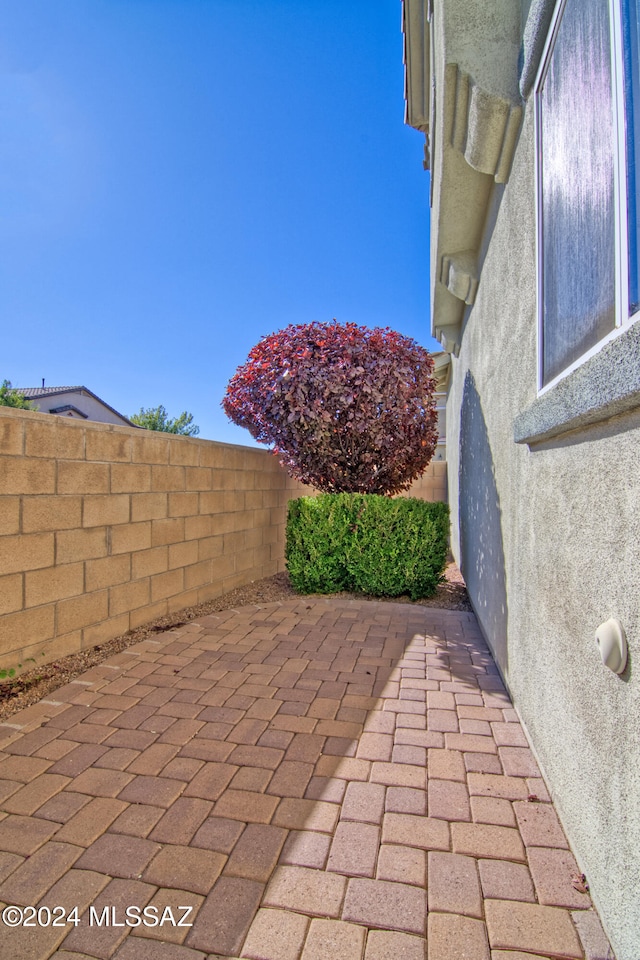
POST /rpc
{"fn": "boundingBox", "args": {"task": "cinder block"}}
[83,613,130,649]
[129,599,168,629]
[57,461,109,495]
[222,530,249,555]
[262,527,278,547]
[271,541,285,562]
[56,590,109,634]
[244,490,264,510]
[131,433,170,465]
[151,465,185,492]
[220,571,253,594]
[85,554,131,591]
[271,507,287,527]
[273,471,291,490]
[252,508,271,530]
[199,491,226,515]
[25,419,85,460]
[109,578,150,616]
[0,458,56,495]
[168,588,199,613]
[0,533,54,575]
[276,488,293,508]
[110,521,152,555]
[168,540,199,569]
[197,583,224,603]
[253,544,272,568]
[211,554,236,580]
[228,446,254,469]
[25,562,84,608]
[0,605,55,658]
[223,491,246,512]
[56,527,108,563]
[131,492,168,522]
[22,495,82,533]
[85,429,132,463]
[245,526,264,550]
[110,463,152,493]
[236,548,256,573]
[262,524,279,545]
[273,461,292,480]
[242,470,259,491]
[246,449,271,471]
[263,559,280,577]
[150,568,184,601]
[211,469,238,491]
[184,559,213,590]
[132,546,169,579]
[185,467,213,491]
[212,511,246,536]
[184,515,213,541]
[82,495,130,528]
[168,439,200,466]
[198,535,224,561]
[0,415,24,455]
[168,492,199,517]
[195,445,221,469]
[0,573,23,616]
[18,630,82,672]
[0,497,20,535]
[151,517,185,546]
[260,490,280,510]
[56,590,109,633]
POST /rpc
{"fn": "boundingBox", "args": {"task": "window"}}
[623,0,640,313]
[535,0,640,390]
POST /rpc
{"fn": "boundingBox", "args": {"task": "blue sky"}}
[1,0,434,445]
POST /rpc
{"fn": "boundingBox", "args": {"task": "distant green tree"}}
[130,404,200,436]
[0,380,34,409]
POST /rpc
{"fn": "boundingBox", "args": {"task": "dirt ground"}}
[0,563,471,722]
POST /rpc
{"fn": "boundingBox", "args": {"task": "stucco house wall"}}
[449,105,640,959]
[405,0,640,956]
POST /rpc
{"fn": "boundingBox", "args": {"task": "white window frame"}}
[534,0,640,396]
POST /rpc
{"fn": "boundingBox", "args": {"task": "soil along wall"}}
[0,407,309,673]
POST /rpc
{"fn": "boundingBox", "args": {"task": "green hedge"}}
[286,493,449,600]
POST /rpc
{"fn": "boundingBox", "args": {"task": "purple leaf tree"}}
[222,321,439,495]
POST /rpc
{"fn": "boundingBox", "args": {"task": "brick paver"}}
[0,598,612,958]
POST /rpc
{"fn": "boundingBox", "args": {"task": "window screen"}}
[538,0,616,387]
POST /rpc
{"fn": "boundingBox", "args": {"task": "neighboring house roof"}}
[18,385,84,397]
[16,385,135,427]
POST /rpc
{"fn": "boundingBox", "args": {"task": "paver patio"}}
[0,598,612,959]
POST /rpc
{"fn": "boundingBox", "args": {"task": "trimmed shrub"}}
[286,494,449,601]
[285,496,353,594]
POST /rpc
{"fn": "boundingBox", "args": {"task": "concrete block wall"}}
[405,460,448,503]
[0,407,308,673]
